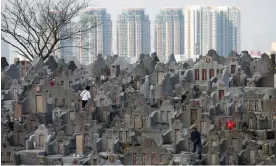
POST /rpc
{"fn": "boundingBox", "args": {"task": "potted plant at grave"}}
[117,147,125,156]
[117,141,129,156]
[121,141,130,153]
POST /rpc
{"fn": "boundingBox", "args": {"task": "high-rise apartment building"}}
[117,8,150,57]
[154,8,184,60]
[1,40,10,63]
[216,6,241,57]
[59,22,79,61]
[201,6,217,56]
[42,11,80,62]
[184,6,240,57]
[79,8,112,65]
[184,6,217,57]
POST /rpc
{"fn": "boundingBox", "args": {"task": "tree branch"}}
[1,0,98,62]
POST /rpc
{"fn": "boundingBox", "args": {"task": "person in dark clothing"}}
[191,127,202,159]
[181,92,187,103]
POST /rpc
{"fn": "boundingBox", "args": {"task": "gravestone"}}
[57,59,67,67]
[163,74,173,95]
[14,104,22,119]
[67,61,77,72]
[44,56,58,71]
[105,55,114,67]
[12,121,28,147]
[32,57,44,71]
[1,57,9,71]
[76,134,84,155]
[86,54,108,77]
[5,64,20,80]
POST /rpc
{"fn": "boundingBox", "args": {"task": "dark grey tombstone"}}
[44,56,58,71]
[166,54,177,65]
[58,58,67,67]
[163,74,173,95]
[5,64,20,80]
[1,57,9,71]
[86,54,108,77]
[240,51,252,76]
[32,57,44,70]
[105,55,113,67]
[67,61,77,72]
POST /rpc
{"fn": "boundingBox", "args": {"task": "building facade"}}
[44,11,80,62]
[184,6,240,57]
[154,8,184,60]
[79,8,112,65]
[184,6,217,57]
[117,8,151,57]
[216,6,241,57]
[59,22,80,61]
[1,41,10,63]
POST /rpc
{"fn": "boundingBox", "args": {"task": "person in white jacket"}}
[80,86,91,109]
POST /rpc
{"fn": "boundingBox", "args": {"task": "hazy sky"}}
[2,0,276,57]
[92,0,276,52]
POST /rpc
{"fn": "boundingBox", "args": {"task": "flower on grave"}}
[50,81,55,86]
[117,149,124,155]
[72,159,78,165]
[226,120,236,130]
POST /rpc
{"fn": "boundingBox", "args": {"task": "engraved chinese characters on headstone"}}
[134,115,141,129]
[84,134,89,146]
[125,115,131,126]
[119,131,124,141]
[133,153,138,164]
[142,153,147,164]
[175,129,181,142]
[151,153,156,165]
[58,140,63,154]
[70,112,75,120]
[14,104,22,119]
[160,154,165,163]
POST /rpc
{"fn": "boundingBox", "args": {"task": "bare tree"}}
[1,0,98,61]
